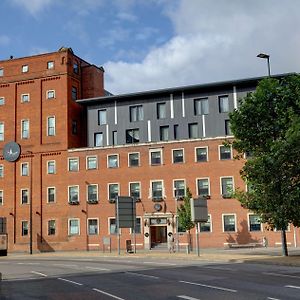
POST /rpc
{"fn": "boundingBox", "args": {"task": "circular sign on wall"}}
[3,142,21,162]
[154,203,162,211]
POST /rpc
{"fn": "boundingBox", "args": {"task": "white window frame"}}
[87,184,98,202]
[21,119,30,139]
[129,104,144,122]
[47,116,56,136]
[0,122,4,141]
[200,214,212,232]
[128,152,140,167]
[98,109,107,125]
[21,162,29,176]
[22,65,29,73]
[195,146,209,162]
[68,157,79,172]
[87,218,99,235]
[48,219,56,235]
[68,185,79,203]
[172,148,185,164]
[219,145,232,160]
[0,190,3,205]
[248,213,262,232]
[108,183,119,201]
[0,97,5,105]
[220,176,234,197]
[47,160,56,174]
[130,216,142,234]
[46,90,55,99]
[108,217,120,234]
[218,95,229,113]
[21,220,29,236]
[47,61,54,69]
[86,156,98,170]
[129,181,141,200]
[21,93,30,103]
[47,186,56,203]
[150,180,165,199]
[21,188,29,204]
[107,154,119,168]
[0,164,3,177]
[196,177,210,197]
[68,218,80,236]
[222,213,237,232]
[149,148,163,165]
[0,68,3,76]
[173,179,186,199]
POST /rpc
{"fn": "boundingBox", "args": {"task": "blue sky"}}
[1,0,300,94]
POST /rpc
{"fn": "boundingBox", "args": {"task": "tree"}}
[229,74,300,256]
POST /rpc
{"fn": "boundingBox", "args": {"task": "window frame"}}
[195,146,208,162]
[126,128,140,144]
[46,90,55,99]
[87,184,98,203]
[220,176,234,197]
[129,105,144,122]
[21,93,30,103]
[219,145,232,160]
[149,148,163,166]
[47,116,56,136]
[172,148,184,164]
[173,179,186,199]
[68,157,79,172]
[87,218,99,235]
[47,187,56,203]
[188,123,199,139]
[47,160,56,174]
[72,86,78,101]
[0,122,4,141]
[0,165,3,177]
[21,119,30,139]
[94,132,103,147]
[108,217,119,234]
[222,214,237,232]
[218,95,229,113]
[130,217,142,234]
[129,181,141,201]
[21,162,29,176]
[68,185,79,204]
[68,218,80,236]
[21,220,29,236]
[194,97,209,115]
[159,125,169,141]
[22,65,29,73]
[248,214,262,232]
[21,188,29,204]
[0,97,4,106]
[86,156,98,170]
[157,102,166,119]
[0,190,3,205]
[128,152,140,167]
[47,61,54,70]
[150,180,164,200]
[0,68,3,76]
[200,214,212,232]
[98,109,107,125]
[107,154,119,168]
[108,183,119,202]
[48,219,56,235]
[196,177,210,197]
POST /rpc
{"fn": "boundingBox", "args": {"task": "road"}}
[0,256,300,299]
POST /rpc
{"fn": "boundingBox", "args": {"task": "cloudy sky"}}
[1,0,300,94]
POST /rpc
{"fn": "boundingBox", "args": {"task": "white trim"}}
[86,183,99,202]
[68,218,80,236]
[47,116,56,136]
[20,188,30,205]
[196,177,210,197]
[128,152,140,167]
[0,121,4,141]
[222,213,237,233]
[200,214,212,233]
[170,93,174,118]
[86,155,98,170]
[20,162,29,176]
[68,157,79,172]
[0,190,3,205]
[106,124,109,146]
[68,185,80,203]
[194,146,209,162]
[218,144,232,160]
[0,164,4,177]
[220,176,235,196]
[87,218,99,235]
[149,179,164,199]
[147,120,151,142]
[47,219,56,236]
[130,216,142,234]
[233,85,238,109]
[108,183,119,201]
[247,213,262,232]
[181,92,185,117]
[172,148,185,164]
[202,115,206,137]
[21,119,30,139]
[149,148,163,165]
[46,90,55,99]
[114,101,117,124]
[21,93,30,103]
[107,153,119,168]
[108,217,120,234]
[129,181,141,199]
[47,186,56,203]
[173,178,186,198]
[47,160,56,174]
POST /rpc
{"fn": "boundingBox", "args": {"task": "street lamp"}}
[257,53,271,77]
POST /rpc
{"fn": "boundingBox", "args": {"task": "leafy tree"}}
[229,75,300,256]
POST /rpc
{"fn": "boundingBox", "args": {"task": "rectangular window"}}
[109,218,118,234]
[21,163,29,176]
[0,190,3,205]
[68,219,80,235]
[108,154,119,168]
[160,126,169,141]
[48,220,56,235]
[73,62,79,74]
[0,122,4,141]
[174,124,179,140]
[68,158,79,171]
[72,86,78,100]
[87,184,98,203]
[219,145,232,160]
[0,97,4,105]
[197,178,210,197]
[94,132,103,147]
[47,116,55,136]
[88,219,98,235]
[98,109,107,125]
[188,123,198,139]
[129,152,139,167]
[151,181,163,200]
[108,184,119,201]
[172,149,184,163]
[196,147,208,162]
[150,149,162,165]
[112,131,117,145]
[47,90,55,99]
[21,120,29,139]
[68,186,79,204]
[47,160,56,174]
[131,217,141,234]
[21,189,29,204]
[0,165,3,177]
[194,98,209,115]
[86,156,97,170]
[130,182,141,200]
[223,214,236,232]
[22,221,29,236]
[221,177,234,197]
[157,102,166,119]
[72,120,77,135]
[22,65,29,73]
[47,61,54,69]
[174,180,185,199]
[126,128,140,143]
[219,95,229,113]
[21,94,30,103]
[130,105,143,122]
[249,215,261,231]
[0,68,3,76]
[200,215,211,232]
[47,187,55,203]
[225,120,232,135]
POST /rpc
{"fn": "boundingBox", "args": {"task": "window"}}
[151,181,163,200]
[150,149,162,165]
[0,97,5,105]
[197,178,210,197]
[0,165,3,177]
[48,220,56,235]
[194,98,209,115]
[21,163,29,176]
[200,215,211,232]
[86,156,97,170]
[223,214,236,232]
[68,158,79,171]
[22,221,29,236]
[47,160,56,174]
[98,109,107,125]
[21,119,29,139]
[47,90,55,99]
[94,132,103,147]
[87,184,98,202]
[0,68,3,76]
[221,177,234,197]
[130,105,143,122]
[173,149,184,163]
[72,120,77,135]
[0,190,3,205]
[174,180,185,199]
[128,153,139,167]
[73,62,79,74]
[174,124,179,140]
[72,86,77,100]
[21,94,30,103]
[47,61,54,69]
[108,183,119,201]
[21,189,29,204]
[126,128,139,143]
[188,123,198,139]
[225,120,232,135]
[108,154,119,168]
[219,95,229,113]
[112,131,117,145]
[22,65,29,73]
[68,219,80,235]
[249,214,261,231]
[109,218,118,234]
[47,187,55,203]
[157,102,166,119]
[196,147,208,162]
[160,126,169,141]
[68,186,79,204]
[88,219,98,235]
[47,116,55,136]
[131,217,141,234]
[130,182,141,200]
[219,145,232,160]
[0,122,3,141]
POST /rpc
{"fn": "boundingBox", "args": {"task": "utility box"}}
[0,234,7,256]
[190,198,208,223]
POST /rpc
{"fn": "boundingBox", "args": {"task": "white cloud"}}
[0,35,10,46]
[10,0,55,15]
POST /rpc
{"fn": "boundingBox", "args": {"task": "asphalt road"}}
[0,256,300,299]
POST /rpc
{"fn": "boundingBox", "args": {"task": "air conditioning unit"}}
[69,200,79,205]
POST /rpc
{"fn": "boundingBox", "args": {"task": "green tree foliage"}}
[229,74,300,256]
[177,188,195,232]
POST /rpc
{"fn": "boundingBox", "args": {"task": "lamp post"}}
[257,53,271,77]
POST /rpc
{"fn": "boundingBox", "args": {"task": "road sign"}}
[190,198,208,223]
[115,196,136,228]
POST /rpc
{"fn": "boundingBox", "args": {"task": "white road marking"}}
[58,277,83,286]
[53,264,78,268]
[143,261,177,266]
[267,297,281,300]
[30,271,47,277]
[202,266,235,271]
[263,272,300,279]
[92,288,125,300]
[177,295,201,300]
[18,262,41,265]
[285,285,300,290]
[85,266,110,271]
[125,272,159,279]
[179,280,237,293]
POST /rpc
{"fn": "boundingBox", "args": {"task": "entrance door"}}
[150,226,167,246]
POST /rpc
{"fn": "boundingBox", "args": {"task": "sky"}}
[1,0,300,94]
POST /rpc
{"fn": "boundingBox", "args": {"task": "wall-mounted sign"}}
[154,203,162,211]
